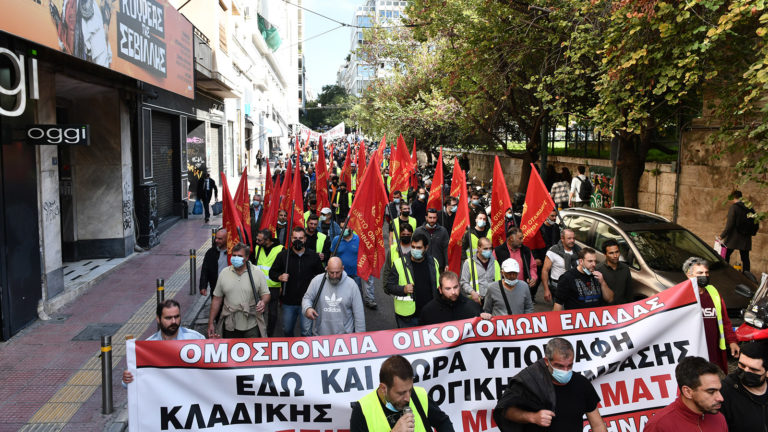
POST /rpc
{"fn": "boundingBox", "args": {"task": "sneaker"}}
[365,301,378,310]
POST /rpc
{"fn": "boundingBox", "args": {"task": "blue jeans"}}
[353,275,376,303]
[281,304,311,337]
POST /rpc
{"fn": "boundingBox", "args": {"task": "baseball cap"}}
[320,207,332,215]
[501,259,520,273]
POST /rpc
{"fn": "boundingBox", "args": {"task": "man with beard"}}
[350,355,454,432]
[302,257,366,336]
[644,356,727,431]
[419,271,482,326]
[720,341,768,432]
[121,300,204,384]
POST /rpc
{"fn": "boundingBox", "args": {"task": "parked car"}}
[559,207,755,321]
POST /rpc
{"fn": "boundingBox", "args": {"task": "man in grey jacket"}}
[303,257,366,336]
[460,237,500,304]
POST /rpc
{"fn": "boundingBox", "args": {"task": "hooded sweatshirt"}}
[302,271,366,336]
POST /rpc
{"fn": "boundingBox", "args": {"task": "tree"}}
[300,85,356,131]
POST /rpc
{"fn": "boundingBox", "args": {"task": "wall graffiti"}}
[122,200,132,231]
[43,200,60,223]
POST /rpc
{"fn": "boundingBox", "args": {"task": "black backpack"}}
[578,176,593,201]
[736,204,759,236]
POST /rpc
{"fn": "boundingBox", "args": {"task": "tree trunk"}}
[617,131,652,208]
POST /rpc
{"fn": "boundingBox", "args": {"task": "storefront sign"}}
[0,47,38,118]
[2,0,193,99]
[26,125,90,146]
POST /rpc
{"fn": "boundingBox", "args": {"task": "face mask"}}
[477,220,486,228]
[583,266,592,276]
[451,205,458,212]
[385,401,399,412]
[481,250,493,259]
[394,198,401,204]
[292,240,305,250]
[419,194,426,200]
[278,220,287,226]
[253,201,260,206]
[506,213,513,220]
[551,367,573,384]
[471,199,480,206]
[503,278,517,286]
[230,256,245,268]
[401,211,411,217]
[410,249,424,260]
[344,229,352,237]
[738,368,766,388]
[401,236,412,244]
[696,275,710,287]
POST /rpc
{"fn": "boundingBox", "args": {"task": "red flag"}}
[220,175,247,264]
[280,161,293,213]
[410,139,418,190]
[389,134,413,199]
[340,145,352,187]
[356,141,367,182]
[490,156,513,248]
[427,148,444,211]
[290,157,305,231]
[449,157,464,199]
[447,174,470,274]
[259,164,278,232]
[233,167,251,245]
[263,163,273,210]
[521,163,556,248]
[316,137,330,210]
[348,146,389,280]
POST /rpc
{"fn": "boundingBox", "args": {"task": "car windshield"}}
[628,229,721,272]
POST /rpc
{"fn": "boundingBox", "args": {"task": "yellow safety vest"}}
[334,192,353,215]
[392,255,439,317]
[469,259,501,292]
[394,217,417,238]
[351,173,358,191]
[255,245,283,288]
[704,285,726,350]
[312,232,327,253]
[358,387,428,432]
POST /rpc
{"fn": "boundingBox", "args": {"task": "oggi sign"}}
[26,125,90,146]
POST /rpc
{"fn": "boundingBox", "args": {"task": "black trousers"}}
[267,287,281,336]
[202,197,211,220]
[725,248,751,272]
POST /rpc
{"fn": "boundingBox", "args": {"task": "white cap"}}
[501,258,520,273]
[320,207,332,215]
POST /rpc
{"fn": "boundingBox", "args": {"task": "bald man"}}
[302,257,366,336]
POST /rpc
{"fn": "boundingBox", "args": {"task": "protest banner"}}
[127,279,705,432]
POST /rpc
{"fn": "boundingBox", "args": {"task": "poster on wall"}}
[1,0,194,99]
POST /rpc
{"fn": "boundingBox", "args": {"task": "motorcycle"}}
[736,273,768,341]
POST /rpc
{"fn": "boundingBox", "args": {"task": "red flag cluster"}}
[520,163,555,249]
[447,163,469,274]
[490,156,512,248]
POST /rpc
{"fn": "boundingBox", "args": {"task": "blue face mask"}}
[477,220,486,228]
[503,278,517,286]
[471,199,480,206]
[344,229,352,237]
[394,198,401,204]
[230,256,245,268]
[481,250,493,259]
[551,367,573,384]
[451,205,458,212]
[385,401,398,412]
[410,249,424,260]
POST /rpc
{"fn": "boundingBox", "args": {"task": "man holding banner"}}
[494,337,607,432]
[349,355,454,432]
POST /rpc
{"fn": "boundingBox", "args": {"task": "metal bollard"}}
[156,278,165,304]
[101,335,113,414]
[211,228,217,242]
[189,249,197,295]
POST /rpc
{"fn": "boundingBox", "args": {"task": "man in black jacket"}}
[720,341,768,432]
[196,172,218,222]
[269,227,324,337]
[494,337,606,432]
[420,271,482,326]
[199,228,227,297]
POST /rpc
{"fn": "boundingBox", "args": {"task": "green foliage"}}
[300,85,356,131]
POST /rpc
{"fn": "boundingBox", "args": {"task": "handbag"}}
[212,201,223,216]
[193,199,203,215]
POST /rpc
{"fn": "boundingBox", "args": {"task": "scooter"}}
[736,273,768,341]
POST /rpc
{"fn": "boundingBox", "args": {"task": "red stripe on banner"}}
[136,280,696,369]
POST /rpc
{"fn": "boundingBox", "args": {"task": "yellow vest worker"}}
[349,355,454,432]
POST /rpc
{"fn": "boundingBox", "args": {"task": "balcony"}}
[194,28,238,98]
